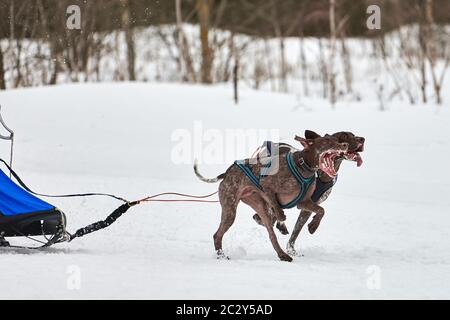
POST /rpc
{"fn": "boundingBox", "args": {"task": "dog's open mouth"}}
[319,151,342,177]
[344,144,364,167]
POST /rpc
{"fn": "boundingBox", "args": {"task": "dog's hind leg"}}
[259,209,293,262]
[243,195,292,262]
[213,196,238,260]
[287,210,312,256]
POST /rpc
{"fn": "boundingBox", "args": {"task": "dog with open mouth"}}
[194,134,349,262]
[250,130,365,255]
[286,130,364,255]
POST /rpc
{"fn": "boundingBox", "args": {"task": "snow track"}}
[0,83,449,299]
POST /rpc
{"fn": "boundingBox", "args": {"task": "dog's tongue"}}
[355,153,363,167]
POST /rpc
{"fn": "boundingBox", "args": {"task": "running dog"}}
[194,133,349,262]
[251,130,365,255]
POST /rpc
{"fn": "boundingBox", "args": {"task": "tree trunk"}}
[233,61,239,105]
[279,37,288,92]
[319,39,328,99]
[328,0,337,106]
[299,32,309,96]
[264,38,276,92]
[424,0,442,104]
[0,45,5,90]
[340,34,353,94]
[121,0,136,81]
[37,0,59,85]
[175,0,196,82]
[231,36,239,104]
[196,0,213,84]
[418,22,427,103]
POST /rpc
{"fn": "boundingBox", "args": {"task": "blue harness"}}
[234,152,315,209]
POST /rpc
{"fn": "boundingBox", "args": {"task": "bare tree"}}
[196,0,213,84]
[318,38,329,99]
[121,0,136,81]
[264,37,276,92]
[270,0,288,92]
[175,0,196,82]
[230,33,239,104]
[9,1,24,88]
[0,44,5,90]
[424,0,449,105]
[37,0,61,85]
[328,0,337,106]
[418,5,428,103]
[340,30,353,95]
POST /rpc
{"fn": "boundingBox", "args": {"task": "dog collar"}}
[298,157,316,175]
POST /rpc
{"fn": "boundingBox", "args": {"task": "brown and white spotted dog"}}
[194,134,349,262]
[251,130,365,255]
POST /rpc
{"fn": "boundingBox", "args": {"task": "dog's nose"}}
[358,137,365,144]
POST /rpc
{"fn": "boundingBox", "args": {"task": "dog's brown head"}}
[295,133,348,177]
[330,131,365,167]
[305,130,365,167]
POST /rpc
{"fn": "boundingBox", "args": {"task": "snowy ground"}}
[0,82,450,299]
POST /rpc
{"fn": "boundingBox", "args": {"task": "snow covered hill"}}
[0,82,449,299]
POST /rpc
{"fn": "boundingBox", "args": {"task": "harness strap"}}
[0,158,128,203]
[234,152,315,210]
[234,160,264,191]
[282,152,315,209]
[0,158,138,248]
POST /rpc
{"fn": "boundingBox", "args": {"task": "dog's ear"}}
[295,135,314,148]
[304,130,321,139]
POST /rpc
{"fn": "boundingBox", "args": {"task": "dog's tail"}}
[193,160,225,183]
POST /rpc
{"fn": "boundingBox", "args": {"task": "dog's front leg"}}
[287,210,312,255]
[297,200,325,234]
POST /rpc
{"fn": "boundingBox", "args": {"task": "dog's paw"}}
[286,244,302,257]
[287,249,304,257]
[278,252,293,262]
[216,249,230,260]
[276,222,289,235]
[308,221,320,234]
[277,212,287,222]
[252,214,264,226]
[286,244,296,256]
